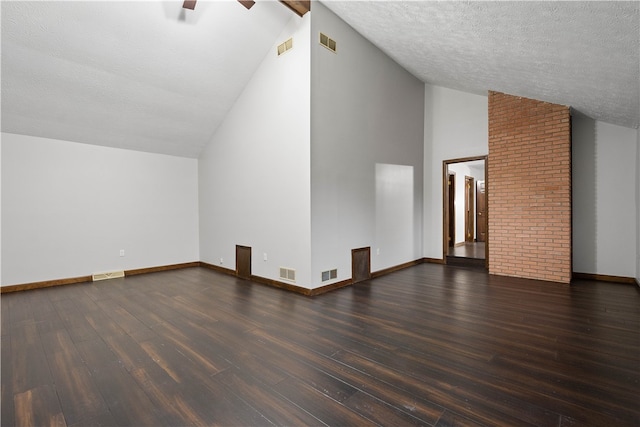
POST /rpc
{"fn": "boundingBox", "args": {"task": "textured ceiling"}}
[2,1,638,158]
[323,0,639,130]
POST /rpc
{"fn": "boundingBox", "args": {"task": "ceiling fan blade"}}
[238,0,256,10]
[279,0,310,17]
[183,0,308,15]
[183,0,196,10]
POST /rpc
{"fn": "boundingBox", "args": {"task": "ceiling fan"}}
[183,0,310,17]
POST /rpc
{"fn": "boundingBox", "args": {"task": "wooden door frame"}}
[442,155,488,267]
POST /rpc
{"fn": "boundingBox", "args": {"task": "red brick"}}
[488,91,571,284]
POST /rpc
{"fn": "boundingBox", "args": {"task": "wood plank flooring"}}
[447,242,485,259]
[2,264,639,426]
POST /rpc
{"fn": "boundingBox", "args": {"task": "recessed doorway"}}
[443,156,487,269]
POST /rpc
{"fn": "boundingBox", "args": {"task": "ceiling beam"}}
[237,0,256,10]
[182,0,196,10]
[279,0,311,17]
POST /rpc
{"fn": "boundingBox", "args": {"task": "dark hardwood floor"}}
[446,243,486,270]
[2,264,639,426]
[447,242,485,259]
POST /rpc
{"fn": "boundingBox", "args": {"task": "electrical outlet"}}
[120,249,125,257]
[263,253,267,261]
[376,248,380,255]
[220,258,224,265]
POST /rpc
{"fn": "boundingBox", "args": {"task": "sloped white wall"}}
[423,85,488,260]
[1,133,199,286]
[637,128,640,285]
[310,2,424,288]
[198,14,312,286]
[0,136,2,285]
[573,117,638,278]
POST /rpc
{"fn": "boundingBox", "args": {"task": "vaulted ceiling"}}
[325,1,639,130]
[2,1,638,158]
[1,1,292,157]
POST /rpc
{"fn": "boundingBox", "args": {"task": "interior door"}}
[465,176,475,242]
[236,245,251,280]
[476,180,486,243]
[447,173,455,248]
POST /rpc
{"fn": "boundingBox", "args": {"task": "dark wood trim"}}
[0,256,491,298]
[0,275,92,294]
[0,262,200,294]
[250,275,313,296]
[247,274,354,297]
[371,259,423,278]
[199,261,237,276]
[308,279,353,296]
[248,258,427,297]
[125,262,200,276]
[444,155,488,164]
[572,272,637,285]
[10,255,577,299]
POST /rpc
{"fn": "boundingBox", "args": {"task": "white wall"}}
[636,126,640,285]
[573,117,638,278]
[423,85,488,259]
[0,136,2,285]
[1,133,199,286]
[198,14,312,286]
[310,2,424,287]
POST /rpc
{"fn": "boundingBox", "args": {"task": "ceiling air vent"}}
[279,267,296,282]
[277,38,293,56]
[319,32,337,53]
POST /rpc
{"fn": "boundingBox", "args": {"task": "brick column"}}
[488,91,571,283]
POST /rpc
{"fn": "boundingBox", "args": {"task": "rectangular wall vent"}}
[277,38,293,56]
[321,269,338,282]
[92,270,125,282]
[319,32,337,52]
[279,267,296,282]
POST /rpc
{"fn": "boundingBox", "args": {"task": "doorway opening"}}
[443,156,487,269]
